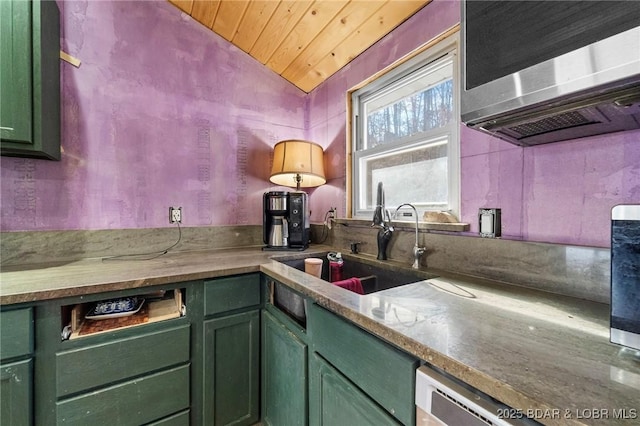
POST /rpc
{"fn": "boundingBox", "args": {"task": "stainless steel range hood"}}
[461,14,640,147]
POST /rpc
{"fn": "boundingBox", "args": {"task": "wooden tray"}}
[68,290,183,340]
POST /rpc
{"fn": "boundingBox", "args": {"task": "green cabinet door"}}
[262,310,308,426]
[309,303,418,425]
[0,0,33,144]
[1,359,33,426]
[1,0,60,160]
[204,310,260,426]
[309,353,401,426]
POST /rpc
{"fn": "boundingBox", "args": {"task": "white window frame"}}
[350,34,460,221]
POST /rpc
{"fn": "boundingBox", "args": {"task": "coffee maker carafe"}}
[263,191,309,250]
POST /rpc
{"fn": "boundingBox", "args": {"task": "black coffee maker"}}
[263,191,309,250]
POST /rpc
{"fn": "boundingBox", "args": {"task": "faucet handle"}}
[412,245,426,269]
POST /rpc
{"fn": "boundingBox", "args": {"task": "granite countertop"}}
[0,246,277,304]
[261,255,640,426]
[2,246,639,425]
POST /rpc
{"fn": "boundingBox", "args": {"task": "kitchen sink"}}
[276,252,437,295]
[271,252,437,326]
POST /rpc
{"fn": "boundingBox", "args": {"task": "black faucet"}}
[371,182,394,260]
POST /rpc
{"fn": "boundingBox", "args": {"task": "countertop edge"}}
[0,265,261,305]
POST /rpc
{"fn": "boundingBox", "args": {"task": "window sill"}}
[334,218,470,233]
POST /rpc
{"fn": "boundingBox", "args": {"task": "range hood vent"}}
[509,111,596,138]
[478,85,640,146]
[461,1,640,147]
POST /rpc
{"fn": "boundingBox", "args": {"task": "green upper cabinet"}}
[0,0,32,144]
[1,0,60,160]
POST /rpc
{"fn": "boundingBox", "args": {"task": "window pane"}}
[363,61,453,149]
[360,139,448,210]
[351,38,459,220]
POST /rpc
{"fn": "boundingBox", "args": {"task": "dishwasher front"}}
[416,365,537,426]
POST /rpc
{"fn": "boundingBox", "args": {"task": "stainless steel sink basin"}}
[276,252,437,295]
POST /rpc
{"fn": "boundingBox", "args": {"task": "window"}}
[351,36,459,221]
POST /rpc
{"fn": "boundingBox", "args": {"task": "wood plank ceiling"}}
[168,0,430,93]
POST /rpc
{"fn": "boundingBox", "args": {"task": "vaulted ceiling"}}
[168,0,430,92]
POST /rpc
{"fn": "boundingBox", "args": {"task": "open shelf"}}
[61,289,185,340]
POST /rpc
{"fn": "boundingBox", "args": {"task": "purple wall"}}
[1,0,306,231]
[460,125,639,247]
[308,0,640,248]
[1,0,638,248]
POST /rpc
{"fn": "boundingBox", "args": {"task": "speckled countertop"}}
[2,246,639,425]
[262,254,640,426]
[0,246,276,304]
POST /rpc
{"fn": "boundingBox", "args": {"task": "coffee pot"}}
[263,191,309,250]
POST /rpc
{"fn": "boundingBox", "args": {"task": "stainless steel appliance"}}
[416,365,531,425]
[461,1,640,146]
[263,191,309,250]
[611,205,640,351]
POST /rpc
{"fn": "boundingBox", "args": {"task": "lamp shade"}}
[270,140,326,189]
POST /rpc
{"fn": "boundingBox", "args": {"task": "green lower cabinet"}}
[204,310,260,426]
[0,308,33,360]
[309,353,401,426]
[56,364,190,425]
[0,358,33,426]
[52,323,191,425]
[56,325,191,398]
[308,303,418,425]
[262,309,308,426]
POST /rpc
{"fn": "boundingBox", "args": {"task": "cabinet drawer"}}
[56,324,190,397]
[0,308,33,360]
[204,273,260,316]
[309,304,418,426]
[57,364,190,425]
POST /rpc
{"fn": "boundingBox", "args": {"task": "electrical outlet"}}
[169,207,182,224]
[326,207,337,229]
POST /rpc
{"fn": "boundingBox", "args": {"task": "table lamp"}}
[269,140,326,190]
